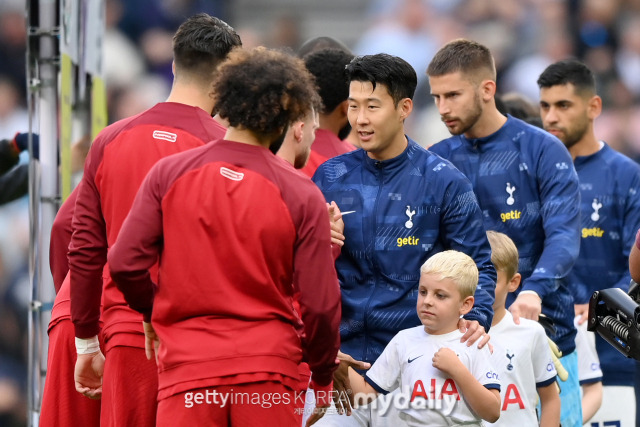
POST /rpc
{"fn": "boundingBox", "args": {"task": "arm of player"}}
[69,136,110,339]
[581,381,603,424]
[441,177,497,332]
[631,230,640,283]
[432,348,500,423]
[108,166,165,321]
[293,186,342,399]
[537,382,561,427]
[514,141,580,320]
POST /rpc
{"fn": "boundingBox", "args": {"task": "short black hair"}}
[345,53,417,105]
[537,59,596,97]
[303,48,354,113]
[173,13,242,81]
[297,36,351,58]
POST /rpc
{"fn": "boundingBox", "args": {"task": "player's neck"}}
[464,107,507,140]
[491,306,507,326]
[319,109,345,136]
[166,83,215,115]
[568,132,601,160]
[224,127,268,148]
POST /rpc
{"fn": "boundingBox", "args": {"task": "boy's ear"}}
[459,295,475,315]
[508,273,521,293]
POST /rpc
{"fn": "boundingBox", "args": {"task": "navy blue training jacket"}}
[572,143,640,385]
[313,137,496,364]
[430,115,581,354]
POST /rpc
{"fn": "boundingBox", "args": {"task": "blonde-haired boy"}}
[344,250,500,426]
[485,230,561,426]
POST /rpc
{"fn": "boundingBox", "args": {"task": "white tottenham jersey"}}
[486,311,557,426]
[365,327,499,426]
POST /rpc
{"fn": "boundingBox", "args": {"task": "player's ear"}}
[293,121,304,144]
[587,95,602,120]
[398,98,413,121]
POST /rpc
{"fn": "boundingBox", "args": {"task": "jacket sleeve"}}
[612,167,640,292]
[69,136,109,338]
[108,167,164,322]
[441,173,496,331]
[523,140,581,299]
[49,185,80,293]
[0,163,28,205]
[293,185,341,388]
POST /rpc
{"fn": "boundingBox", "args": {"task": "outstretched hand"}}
[328,201,345,247]
[332,351,371,415]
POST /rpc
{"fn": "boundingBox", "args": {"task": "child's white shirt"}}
[486,311,557,426]
[365,326,499,426]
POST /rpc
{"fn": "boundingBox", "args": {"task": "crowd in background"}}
[1,0,640,425]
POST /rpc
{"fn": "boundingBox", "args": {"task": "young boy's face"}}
[417,273,473,335]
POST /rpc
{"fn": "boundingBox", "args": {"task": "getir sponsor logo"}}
[397,237,420,247]
[582,227,604,238]
[500,210,521,222]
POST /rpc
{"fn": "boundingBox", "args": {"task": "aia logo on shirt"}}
[152,130,177,142]
[220,167,244,181]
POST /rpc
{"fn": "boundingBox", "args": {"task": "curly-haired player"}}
[108,47,341,427]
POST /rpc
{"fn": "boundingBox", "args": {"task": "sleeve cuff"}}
[310,380,333,407]
[364,374,389,395]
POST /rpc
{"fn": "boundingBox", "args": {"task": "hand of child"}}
[432,347,462,376]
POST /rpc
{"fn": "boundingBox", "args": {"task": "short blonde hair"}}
[486,230,519,280]
[420,250,478,298]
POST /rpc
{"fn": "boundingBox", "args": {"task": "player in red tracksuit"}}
[300,48,357,178]
[68,14,241,427]
[40,185,103,427]
[108,47,341,427]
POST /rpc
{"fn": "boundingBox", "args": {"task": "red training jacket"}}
[108,139,341,400]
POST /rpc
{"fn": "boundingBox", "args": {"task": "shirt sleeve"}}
[522,140,581,300]
[291,184,341,388]
[364,334,401,394]
[107,165,164,322]
[69,136,109,338]
[531,323,557,386]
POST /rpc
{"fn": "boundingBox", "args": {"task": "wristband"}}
[75,336,100,354]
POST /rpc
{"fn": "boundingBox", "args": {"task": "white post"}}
[27,0,59,425]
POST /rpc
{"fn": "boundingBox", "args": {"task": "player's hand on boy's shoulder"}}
[458,318,490,349]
